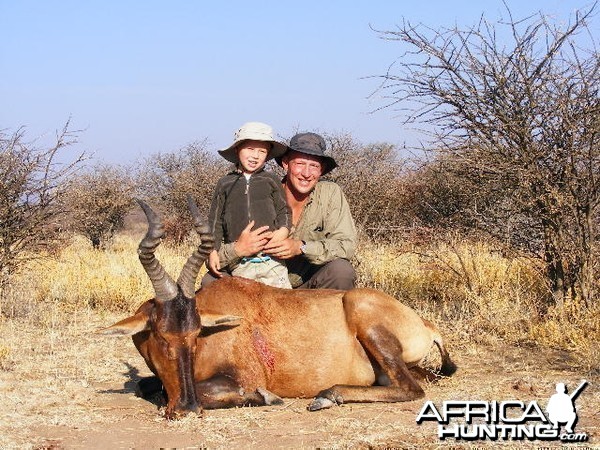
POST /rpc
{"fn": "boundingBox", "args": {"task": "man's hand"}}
[263,237,303,260]
[207,250,222,278]
[233,221,272,257]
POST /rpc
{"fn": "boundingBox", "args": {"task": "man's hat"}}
[276,132,337,175]
[218,122,288,164]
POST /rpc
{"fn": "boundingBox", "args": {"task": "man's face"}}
[237,140,269,174]
[282,151,324,196]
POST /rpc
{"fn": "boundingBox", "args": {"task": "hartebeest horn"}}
[177,196,215,298]
[137,200,178,303]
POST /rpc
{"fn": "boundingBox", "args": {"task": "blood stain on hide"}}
[252,328,275,375]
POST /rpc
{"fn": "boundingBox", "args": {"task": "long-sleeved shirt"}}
[218,180,356,287]
[208,168,290,254]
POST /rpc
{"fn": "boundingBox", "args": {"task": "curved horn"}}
[137,200,178,302]
[177,196,215,298]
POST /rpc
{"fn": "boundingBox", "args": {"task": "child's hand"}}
[269,227,289,244]
[207,250,223,277]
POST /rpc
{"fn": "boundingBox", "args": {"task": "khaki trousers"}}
[232,257,292,289]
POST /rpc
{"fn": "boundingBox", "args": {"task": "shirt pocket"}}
[303,218,325,239]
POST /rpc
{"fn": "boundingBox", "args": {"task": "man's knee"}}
[329,259,356,288]
[305,258,356,290]
[201,271,231,287]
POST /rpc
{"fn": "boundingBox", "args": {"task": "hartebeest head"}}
[99,198,238,419]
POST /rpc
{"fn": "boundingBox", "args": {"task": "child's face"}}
[237,140,270,174]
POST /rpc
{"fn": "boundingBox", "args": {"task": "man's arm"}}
[300,183,356,265]
[264,182,356,264]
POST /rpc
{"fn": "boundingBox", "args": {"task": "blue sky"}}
[0,1,589,164]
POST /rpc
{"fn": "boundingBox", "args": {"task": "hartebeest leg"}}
[196,375,283,409]
[308,325,425,411]
[135,375,283,410]
[409,365,442,383]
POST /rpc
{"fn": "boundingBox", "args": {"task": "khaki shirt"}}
[218,180,356,287]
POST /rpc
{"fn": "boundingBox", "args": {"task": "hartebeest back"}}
[99,199,456,419]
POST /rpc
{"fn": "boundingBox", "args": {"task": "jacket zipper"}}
[245,176,251,223]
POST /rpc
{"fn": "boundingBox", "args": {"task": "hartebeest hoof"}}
[256,387,284,405]
[307,388,343,411]
[164,407,203,421]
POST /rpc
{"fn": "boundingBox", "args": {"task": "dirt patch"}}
[0,310,598,449]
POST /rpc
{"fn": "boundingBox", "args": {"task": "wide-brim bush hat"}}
[276,132,337,175]
[218,122,288,164]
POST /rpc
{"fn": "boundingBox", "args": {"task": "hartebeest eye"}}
[152,333,173,359]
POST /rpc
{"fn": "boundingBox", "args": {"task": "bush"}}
[61,164,135,248]
[0,122,85,286]
[136,140,228,243]
[323,133,410,241]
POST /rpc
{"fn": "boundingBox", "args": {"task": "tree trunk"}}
[573,206,595,307]
[543,219,567,307]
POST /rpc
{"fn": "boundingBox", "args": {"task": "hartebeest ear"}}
[96,312,151,336]
[200,313,243,328]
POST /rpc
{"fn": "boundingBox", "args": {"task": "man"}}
[546,382,578,434]
[206,132,357,290]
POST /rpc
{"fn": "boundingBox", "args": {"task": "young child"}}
[207,122,292,288]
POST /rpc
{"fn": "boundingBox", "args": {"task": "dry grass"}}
[0,233,204,316]
[529,302,600,372]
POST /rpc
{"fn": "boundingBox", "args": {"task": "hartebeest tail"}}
[434,335,458,377]
[423,319,457,377]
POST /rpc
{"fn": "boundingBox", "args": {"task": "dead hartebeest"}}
[99,199,457,419]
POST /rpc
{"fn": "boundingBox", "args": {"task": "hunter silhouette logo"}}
[416,380,590,442]
[546,380,587,435]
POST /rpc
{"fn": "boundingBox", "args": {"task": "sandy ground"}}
[0,310,598,450]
